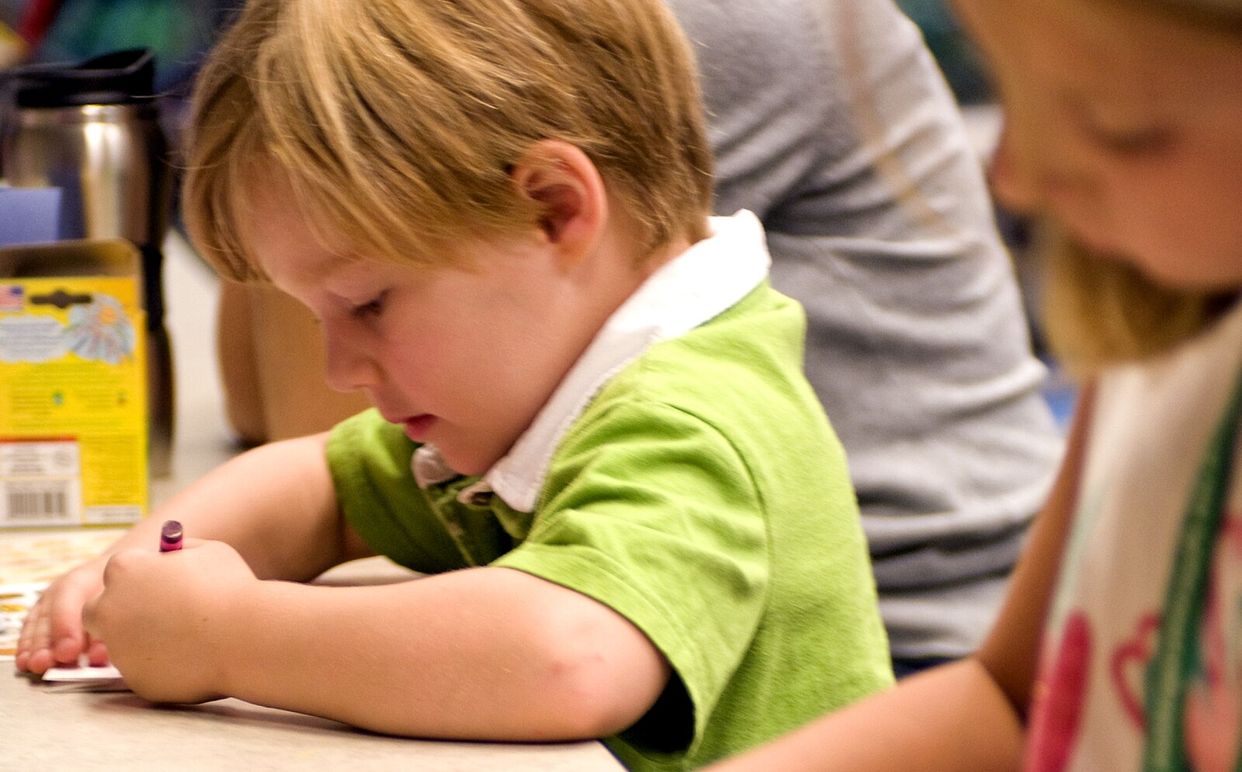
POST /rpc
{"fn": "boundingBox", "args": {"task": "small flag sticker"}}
[0,285,24,312]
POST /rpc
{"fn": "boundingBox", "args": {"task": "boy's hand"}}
[15,557,110,675]
[82,539,257,704]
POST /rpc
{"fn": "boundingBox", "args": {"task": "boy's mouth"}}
[402,414,437,442]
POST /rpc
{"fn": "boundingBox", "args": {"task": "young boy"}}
[15,0,892,767]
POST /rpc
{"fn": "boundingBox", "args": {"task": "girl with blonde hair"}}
[713,0,1242,768]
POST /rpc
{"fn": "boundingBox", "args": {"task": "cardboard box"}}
[0,240,147,527]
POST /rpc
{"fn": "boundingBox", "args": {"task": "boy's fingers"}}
[14,601,46,671]
[22,648,55,675]
[15,561,109,675]
[86,638,110,667]
[16,600,58,674]
[16,598,43,648]
[47,583,97,665]
[52,635,82,665]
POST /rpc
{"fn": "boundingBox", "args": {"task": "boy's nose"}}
[322,326,379,394]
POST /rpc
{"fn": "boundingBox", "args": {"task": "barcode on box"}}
[2,482,79,526]
[10,485,67,518]
[0,439,83,526]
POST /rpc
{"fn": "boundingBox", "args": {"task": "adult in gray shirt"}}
[666,0,1064,671]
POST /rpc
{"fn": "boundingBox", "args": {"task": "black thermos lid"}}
[11,48,156,108]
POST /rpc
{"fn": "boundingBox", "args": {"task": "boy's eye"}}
[350,290,388,319]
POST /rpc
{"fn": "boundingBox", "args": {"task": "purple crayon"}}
[159,520,184,552]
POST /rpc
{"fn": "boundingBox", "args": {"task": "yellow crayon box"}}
[0,240,147,528]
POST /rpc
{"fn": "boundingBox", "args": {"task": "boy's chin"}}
[435,445,500,478]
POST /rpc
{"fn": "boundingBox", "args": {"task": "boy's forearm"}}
[136,433,356,580]
[213,566,668,740]
[707,658,1024,771]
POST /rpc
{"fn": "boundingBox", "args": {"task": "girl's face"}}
[953,0,1242,290]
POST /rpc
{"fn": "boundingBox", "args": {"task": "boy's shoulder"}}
[557,280,842,489]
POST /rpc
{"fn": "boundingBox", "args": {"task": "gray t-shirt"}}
[667,0,1064,659]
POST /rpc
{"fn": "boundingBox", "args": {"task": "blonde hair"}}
[1035,0,1242,373]
[182,0,713,281]
[1038,230,1236,374]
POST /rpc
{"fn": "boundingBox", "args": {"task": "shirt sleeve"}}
[492,399,770,754]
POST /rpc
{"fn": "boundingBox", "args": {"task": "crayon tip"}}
[159,519,184,552]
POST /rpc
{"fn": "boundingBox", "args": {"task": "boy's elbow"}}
[529,608,671,738]
[540,655,660,738]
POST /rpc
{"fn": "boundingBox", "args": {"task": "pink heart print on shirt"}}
[1026,611,1092,772]
[1109,612,1161,731]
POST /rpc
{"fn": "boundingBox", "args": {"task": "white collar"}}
[413,210,770,511]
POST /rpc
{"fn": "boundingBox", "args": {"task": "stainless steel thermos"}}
[1,49,175,477]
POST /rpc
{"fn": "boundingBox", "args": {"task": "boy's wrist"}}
[206,577,271,701]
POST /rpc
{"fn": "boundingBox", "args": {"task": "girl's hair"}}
[1039,230,1237,374]
[1037,0,1242,373]
[182,0,714,281]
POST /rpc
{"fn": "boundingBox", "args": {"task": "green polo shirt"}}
[327,212,891,769]
[328,283,891,769]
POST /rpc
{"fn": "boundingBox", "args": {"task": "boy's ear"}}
[510,140,606,260]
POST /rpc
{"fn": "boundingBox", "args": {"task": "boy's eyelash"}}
[350,291,388,319]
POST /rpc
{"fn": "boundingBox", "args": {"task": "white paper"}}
[40,663,128,692]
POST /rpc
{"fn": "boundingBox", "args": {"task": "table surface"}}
[1,672,622,771]
[0,235,621,771]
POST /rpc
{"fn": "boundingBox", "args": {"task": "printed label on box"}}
[0,439,83,526]
[0,275,147,528]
